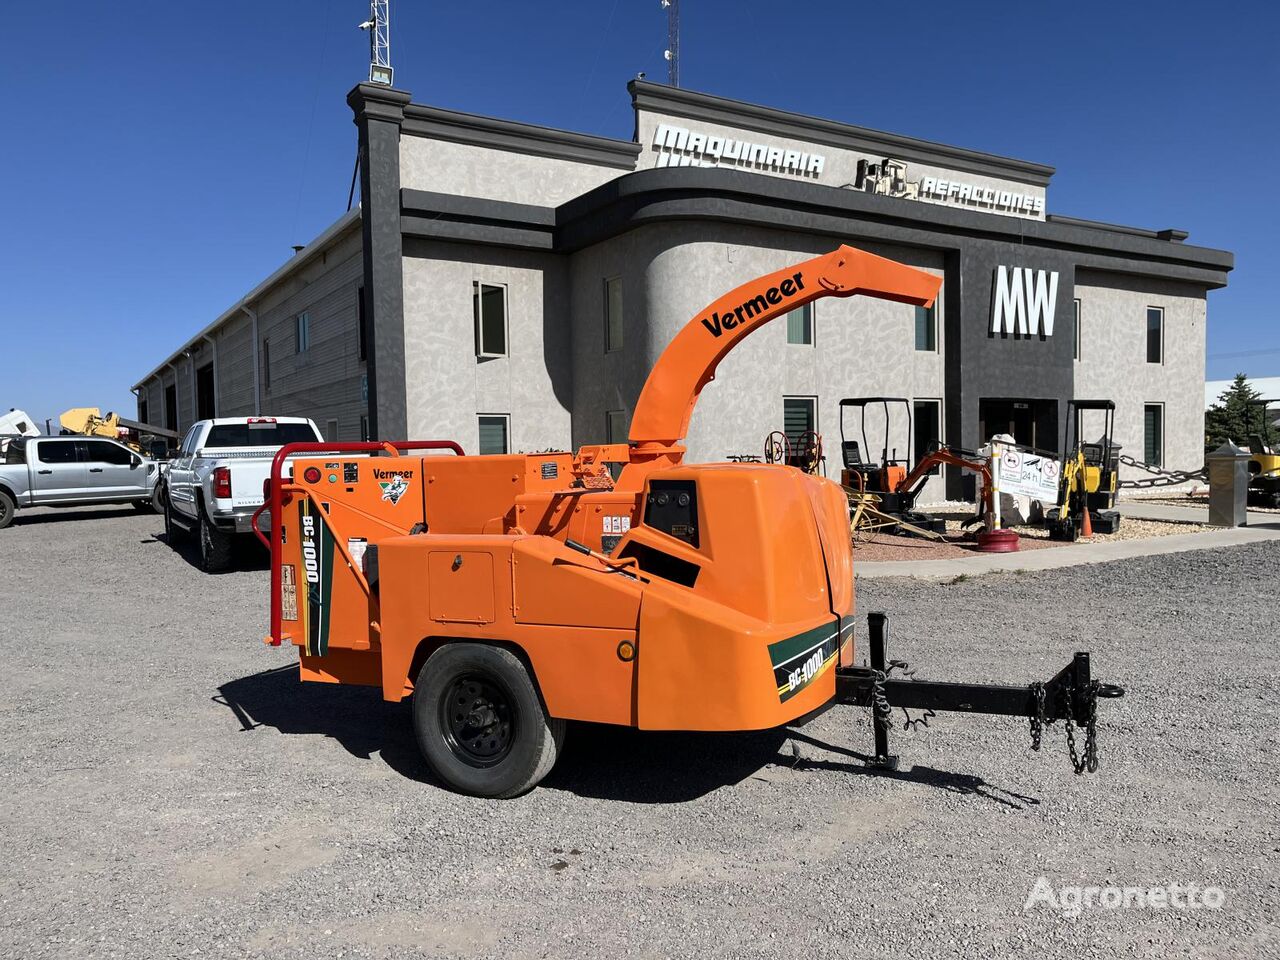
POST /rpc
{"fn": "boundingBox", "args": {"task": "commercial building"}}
[133,80,1232,499]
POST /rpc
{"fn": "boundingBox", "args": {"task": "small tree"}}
[1204,373,1280,454]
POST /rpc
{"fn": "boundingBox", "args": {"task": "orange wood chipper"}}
[254,246,1124,797]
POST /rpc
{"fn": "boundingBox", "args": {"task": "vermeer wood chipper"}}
[255,246,1124,798]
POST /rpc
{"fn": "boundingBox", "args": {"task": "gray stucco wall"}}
[568,221,949,500]
[400,137,626,206]
[1074,270,1207,481]
[400,239,573,453]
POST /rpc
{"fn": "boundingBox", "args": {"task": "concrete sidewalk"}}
[856,512,1280,580]
[1117,499,1280,527]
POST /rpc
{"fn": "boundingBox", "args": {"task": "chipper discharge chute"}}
[255,245,1125,798]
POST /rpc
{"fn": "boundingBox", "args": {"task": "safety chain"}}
[1029,681,1047,752]
[1118,454,1207,489]
[1027,679,1100,773]
[1060,680,1100,775]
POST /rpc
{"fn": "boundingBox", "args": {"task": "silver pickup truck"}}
[0,435,163,528]
[163,416,323,572]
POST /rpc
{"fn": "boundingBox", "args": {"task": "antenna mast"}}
[363,0,393,85]
[662,0,680,87]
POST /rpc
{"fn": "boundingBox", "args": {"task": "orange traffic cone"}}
[1081,506,1093,538]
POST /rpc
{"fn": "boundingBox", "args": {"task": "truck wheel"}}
[164,493,189,545]
[0,490,14,529]
[136,486,164,514]
[413,643,565,798]
[198,510,235,573]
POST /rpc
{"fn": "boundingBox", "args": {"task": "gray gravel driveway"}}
[1,504,1276,959]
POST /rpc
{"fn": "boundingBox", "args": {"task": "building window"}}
[138,398,149,426]
[913,399,942,475]
[262,340,271,394]
[606,409,628,444]
[474,282,508,358]
[783,396,817,453]
[1073,298,1081,361]
[786,303,813,345]
[357,285,367,361]
[1146,307,1163,364]
[295,313,311,354]
[478,414,510,455]
[326,418,339,442]
[1144,403,1164,467]
[165,384,177,430]
[359,415,369,442]
[914,303,937,352]
[604,276,623,353]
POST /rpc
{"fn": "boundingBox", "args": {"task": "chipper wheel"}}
[413,643,566,798]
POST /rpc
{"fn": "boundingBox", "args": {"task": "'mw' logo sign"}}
[991,265,1059,337]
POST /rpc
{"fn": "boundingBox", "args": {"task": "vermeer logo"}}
[374,468,412,505]
[701,272,807,338]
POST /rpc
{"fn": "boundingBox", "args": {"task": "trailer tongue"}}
[255,244,1124,797]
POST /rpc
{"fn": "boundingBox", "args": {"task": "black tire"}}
[135,486,164,514]
[164,491,189,545]
[198,509,235,573]
[0,489,14,530]
[413,643,565,798]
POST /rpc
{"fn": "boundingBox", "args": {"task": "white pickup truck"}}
[163,416,323,572]
[0,435,163,528]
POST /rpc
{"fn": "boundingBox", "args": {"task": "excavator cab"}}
[1245,399,1280,506]
[837,397,948,536]
[838,397,912,504]
[1047,399,1120,540]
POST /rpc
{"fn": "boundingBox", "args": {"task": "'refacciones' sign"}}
[652,123,825,177]
[852,157,1044,219]
[991,265,1059,337]
[999,448,1061,502]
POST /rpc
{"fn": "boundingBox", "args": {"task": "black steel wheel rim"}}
[440,673,517,768]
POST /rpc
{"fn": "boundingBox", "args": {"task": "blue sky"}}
[2,1,1276,429]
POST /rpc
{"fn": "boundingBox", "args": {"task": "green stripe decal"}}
[768,619,846,703]
[300,500,335,658]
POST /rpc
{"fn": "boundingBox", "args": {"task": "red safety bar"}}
[256,440,464,646]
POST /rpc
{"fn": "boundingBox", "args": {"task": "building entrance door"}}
[978,398,1059,453]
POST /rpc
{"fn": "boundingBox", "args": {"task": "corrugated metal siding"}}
[131,224,367,438]
[257,243,367,440]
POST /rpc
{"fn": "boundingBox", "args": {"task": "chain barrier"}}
[1119,453,1207,489]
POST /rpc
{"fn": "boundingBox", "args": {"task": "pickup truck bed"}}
[164,417,323,571]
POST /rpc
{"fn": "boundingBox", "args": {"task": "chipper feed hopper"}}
[256,246,1124,797]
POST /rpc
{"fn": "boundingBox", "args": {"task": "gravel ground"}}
[1,504,1277,959]
[854,515,1208,563]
